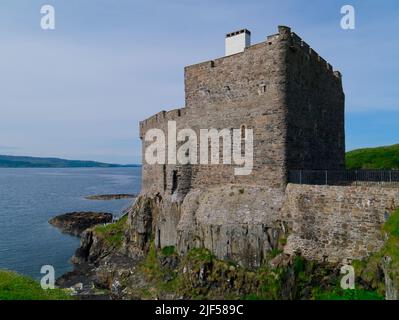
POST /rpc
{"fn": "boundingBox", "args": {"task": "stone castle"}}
[132,26,398,268]
[140,26,344,195]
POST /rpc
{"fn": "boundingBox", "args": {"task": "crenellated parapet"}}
[289,30,342,80]
[139,107,186,139]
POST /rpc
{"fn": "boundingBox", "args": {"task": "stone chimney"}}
[225,29,251,56]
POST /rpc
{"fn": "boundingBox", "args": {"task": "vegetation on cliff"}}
[352,208,399,298]
[93,215,128,248]
[0,270,72,300]
[313,288,383,300]
[133,242,360,300]
[69,215,392,300]
[346,144,399,169]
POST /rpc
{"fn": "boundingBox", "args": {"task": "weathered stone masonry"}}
[131,26,396,267]
[282,184,399,263]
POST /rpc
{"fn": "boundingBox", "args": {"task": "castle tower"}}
[140,26,345,196]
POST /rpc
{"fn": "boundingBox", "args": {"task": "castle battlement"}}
[140,107,186,138]
[290,31,340,78]
[183,26,341,95]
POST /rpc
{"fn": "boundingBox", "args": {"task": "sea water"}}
[0,167,141,280]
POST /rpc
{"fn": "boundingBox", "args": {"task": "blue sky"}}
[0,0,398,164]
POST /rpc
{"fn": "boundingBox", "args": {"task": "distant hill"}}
[0,155,139,168]
[346,144,399,170]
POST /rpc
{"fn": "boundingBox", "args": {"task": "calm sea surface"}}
[0,167,141,280]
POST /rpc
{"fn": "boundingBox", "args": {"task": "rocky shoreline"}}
[49,212,113,237]
[85,194,136,200]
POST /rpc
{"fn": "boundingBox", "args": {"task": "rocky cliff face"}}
[60,183,399,299]
[126,184,399,267]
[124,185,288,268]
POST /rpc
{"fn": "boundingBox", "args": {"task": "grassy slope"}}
[0,270,72,300]
[346,144,399,170]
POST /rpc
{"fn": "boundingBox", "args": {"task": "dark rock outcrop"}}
[85,194,136,200]
[49,212,113,236]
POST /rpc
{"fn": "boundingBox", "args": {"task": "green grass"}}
[94,215,128,247]
[346,144,399,170]
[0,270,72,300]
[314,288,384,300]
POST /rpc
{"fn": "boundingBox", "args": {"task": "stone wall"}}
[282,184,399,263]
